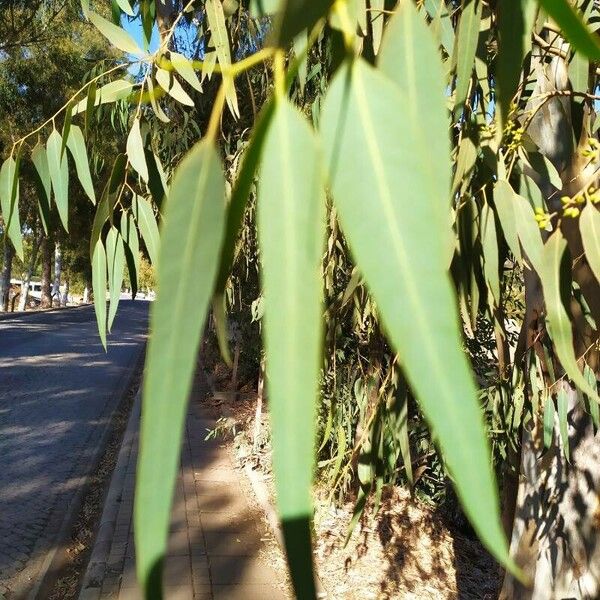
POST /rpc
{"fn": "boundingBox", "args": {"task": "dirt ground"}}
[206,367,502,600]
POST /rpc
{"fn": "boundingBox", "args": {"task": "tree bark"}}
[502,37,600,599]
[60,277,69,307]
[83,285,90,304]
[0,241,15,312]
[17,230,42,312]
[40,236,52,308]
[52,241,62,307]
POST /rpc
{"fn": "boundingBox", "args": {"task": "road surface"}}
[0,302,148,597]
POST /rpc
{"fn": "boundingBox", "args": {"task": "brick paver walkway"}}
[79,370,289,600]
[0,303,148,598]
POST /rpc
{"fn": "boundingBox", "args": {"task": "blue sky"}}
[122,15,160,53]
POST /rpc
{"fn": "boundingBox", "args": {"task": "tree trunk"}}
[40,236,52,308]
[0,241,14,312]
[60,278,69,306]
[17,230,42,312]
[502,37,600,599]
[83,285,90,304]
[52,241,62,307]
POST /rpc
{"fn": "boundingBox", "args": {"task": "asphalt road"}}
[0,302,148,597]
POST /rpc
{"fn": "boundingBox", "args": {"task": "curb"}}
[77,389,142,598]
[21,342,146,600]
[0,303,92,322]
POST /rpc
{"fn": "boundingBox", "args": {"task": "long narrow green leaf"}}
[121,212,140,299]
[88,10,145,56]
[155,68,195,107]
[513,191,544,273]
[423,0,455,55]
[493,179,522,263]
[67,125,96,204]
[271,0,333,47]
[72,79,134,115]
[378,0,453,262]
[90,193,109,258]
[580,202,600,284]
[127,118,149,183]
[536,0,600,60]
[170,51,202,92]
[481,204,500,304]
[106,227,125,332]
[557,387,570,461]
[205,0,239,116]
[543,392,554,449]
[92,239,108,350]
[31,144,52,234]
[0,156,23,259]
[454,0,482,112]
[497,0,535,125]
[46,129,70,231]
[321,59,512,570]
[540,232,600,402]
[135,140,226,600]
[257,98,324,600]
[132,195,160,266]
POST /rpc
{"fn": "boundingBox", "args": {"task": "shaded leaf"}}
[497,0,535,125]
[67,125,96,203]
[271,0,333,47]
[454,0,482,112]
[106,227,125,332]
[46,129,70,231]
[557,387,570,461]
[132,195,160,266]
[540,232,599,402]
[121,212,140,299]
[321,59,512,569]
[257,98,324,599]
[543,393,555,449]
[92,239,108,350]
[493,179,522,263]
[135,140,226,598]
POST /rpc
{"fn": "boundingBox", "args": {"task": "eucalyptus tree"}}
[3,0,600,598]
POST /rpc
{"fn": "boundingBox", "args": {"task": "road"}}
[0,302,148,597]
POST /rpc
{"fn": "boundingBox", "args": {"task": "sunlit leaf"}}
[88,10,145,57]
[579,202,600,284]
[72,79,134,115]
[92,238,108,350]
[454,0,482,112]
[378,0,453,261]
[321,59,512,570]
[0,156,23,259]
[170,51,202,92]
[115,0,134,16]
[155,68,195,107]
[135,140,226,598]
[31,143,52,234]
[127,118,149,182]
[132,195,160,266]
[257,98,324,599]
[205,0,239,116]
[46,129,70,231]
[106,227,125,332]
[67,125,96,203]
[536,0,600,60]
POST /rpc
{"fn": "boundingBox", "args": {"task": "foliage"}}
[3,0,600,598]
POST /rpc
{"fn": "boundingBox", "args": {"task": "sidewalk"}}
[78,369,289,600]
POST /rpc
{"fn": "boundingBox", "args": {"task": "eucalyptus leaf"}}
[92,239,108,350]
[127,118,149,182]
[257,98,324,599]
[132,195,160,266]
[46,129,70,231]
[67,125,96,203]
[321,59,512,570]
[579,202,600,284]
[135,140,226,598]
